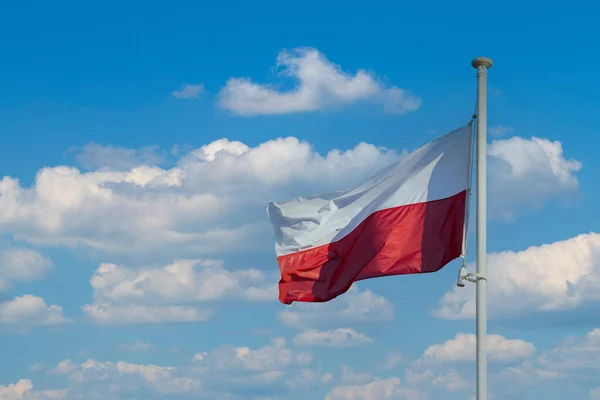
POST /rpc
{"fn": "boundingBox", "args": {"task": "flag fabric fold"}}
[266,124,473,304]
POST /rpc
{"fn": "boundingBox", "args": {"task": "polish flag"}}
[266,124,473,304]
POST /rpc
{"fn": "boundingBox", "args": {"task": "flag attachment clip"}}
[456,260,487,287]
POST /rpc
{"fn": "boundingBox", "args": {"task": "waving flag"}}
[266,124,473,304]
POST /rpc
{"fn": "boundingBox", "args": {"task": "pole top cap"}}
[471,56,493,69]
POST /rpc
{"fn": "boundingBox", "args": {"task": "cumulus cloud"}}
[494,329,600,390]
[400,329,600,397]
[89,259,275,304]
[48,360,78,375]
[496,359,564,387]
[435,233,600,319]
[0,133,579,263]
[193,337,312,373]
[0,248,52,291]
[171,84,204,99]
[402,333,536,396]
[325,377,421,400]
[332,362,467,398]
[488,136,581,220]
[279,285,394,329]
[42,338,316,399]
[536,328,600,372]
[293,328,373,348]
[0,379,67,400]
[82,303,213,325]
[27,329,598,399]
[49,358,200,396]
[82,258,276,324]
[405,368,469,393]
[339,365,375,385]
[430,369,468,392]
[0,295,70,326]
[421,333,535,363]
[0,137,399,260]
[284,369,333,390]
[217,47,421,116]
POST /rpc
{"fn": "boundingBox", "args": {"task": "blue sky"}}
[1,1,600,399]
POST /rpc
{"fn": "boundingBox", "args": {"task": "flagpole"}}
[471,56,492,400]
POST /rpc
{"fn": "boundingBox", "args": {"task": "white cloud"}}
[75,143,166,170]
[42,338,316,399]
[380,352,405,370]
[0,134,578,262]
[591,387,600,400]
[340,365,374,385]
[0,295,69,326]
[48,359,78,375]
[0,137,399,260]
[82,258,275,324]
[82,303,213,324]
[0,248,52,291]
[171,84,204,99]
[49,358,200,396]
[435,233,600,319]
[294,328,373,348]
[403,333,533,396]
[431,369,468,392]
[279,286,394,329]
[89,259,276,304]
[536,328,600,371]
[30,328,600,399]
[489,125,514,135]
[495,360,564,387]
[488,136,581,220]
[343,362,469,397]
[217,47,421,116]
[193,338,312,373]
[494,328,600,389]
[325,377,421,400]
[0,379,67,400]
[181,136,400,187]
[284,369,333,390]
[421,333,535,363]
[405,365,471,395]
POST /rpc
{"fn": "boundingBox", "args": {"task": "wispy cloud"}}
[489,125,514,135]
[172,83,204,99]
[119,341,156,352]
[293,328,373,348]
[75,143,166,170]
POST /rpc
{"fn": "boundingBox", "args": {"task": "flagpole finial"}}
[471,57,493,69]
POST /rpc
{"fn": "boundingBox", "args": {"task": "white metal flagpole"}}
[472,56,492,400]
